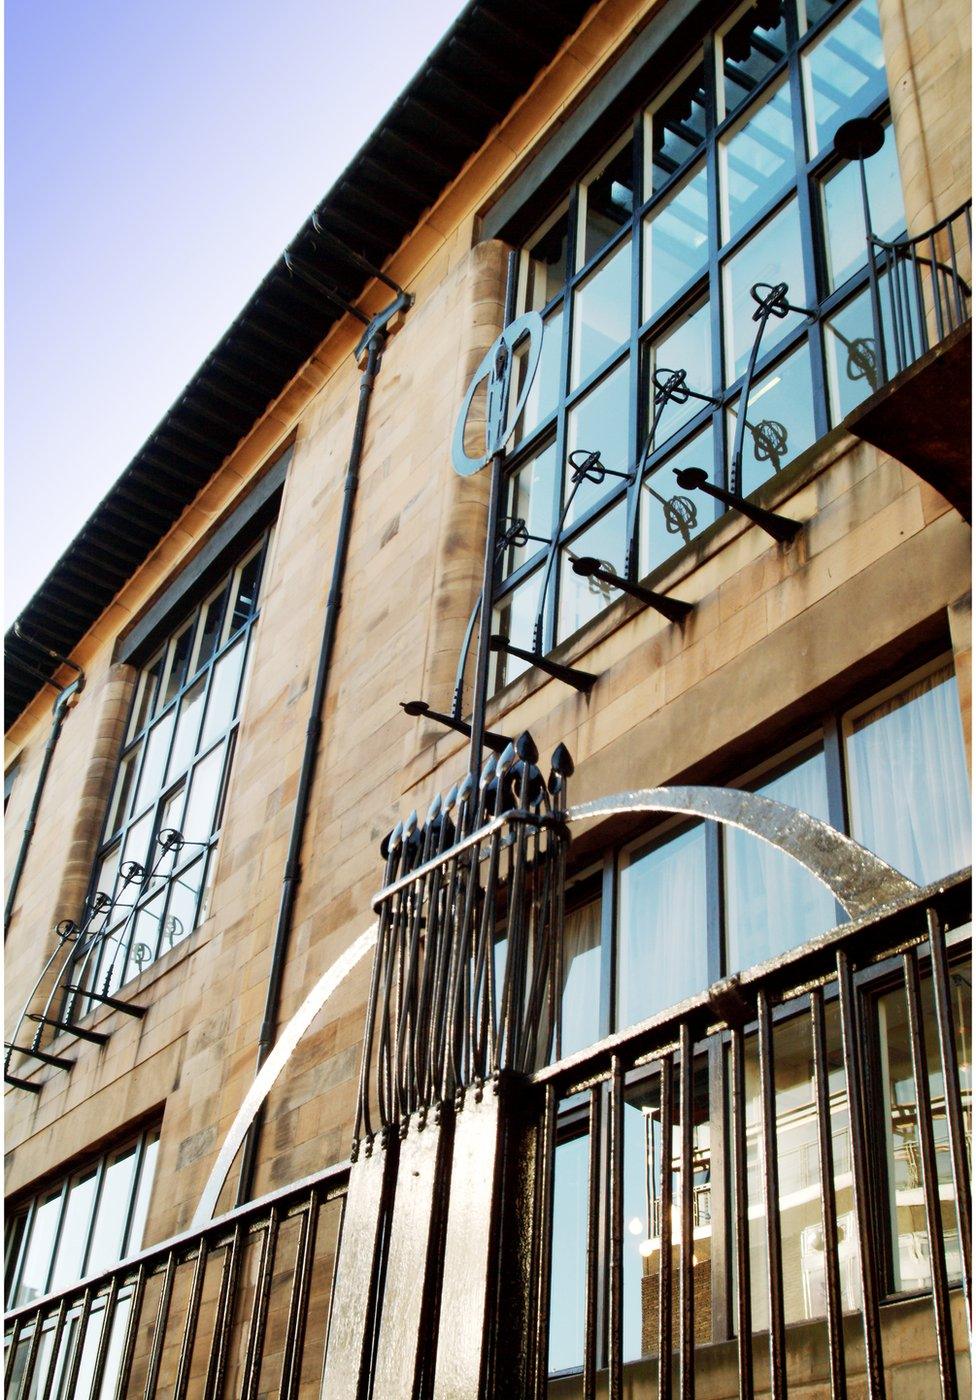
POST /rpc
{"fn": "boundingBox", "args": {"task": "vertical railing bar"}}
[946,219,964,324]
[903,947,958,1399]
[884,250,903,375]
[608,1055,624,1400]
[4,1317,24,1391]
[59,1286,94,1399]
[532,1082,557,1400]
[583,1084,602,1400]
[930,234,946,343]
[203,1224,241,1400]
[658,1053,674,1400]
[240,1208,280,1400]
[757,990,785,1400]
[113,1265,146,1400]
[678,1022,695,1400]
[17,1305,48,1400]
[142,1253,176,1400]
[891,249,911,371]
[279,1192,321,1400]
[810,987,847,1398]
[730,1025,753,1400]
[909,242,929,356]
[926,909,972,1326]
[836,949,886,1400]
[37,1297,68,1400]
[173,1241,209,1400]
[87,1276,120,1400]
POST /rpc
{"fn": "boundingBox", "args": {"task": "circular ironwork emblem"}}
[450,310,543,477]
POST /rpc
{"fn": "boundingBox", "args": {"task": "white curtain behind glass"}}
[846,667,970,885]
[561,900,602,1057]
[618,825,708,1029]
[725,749,836,972]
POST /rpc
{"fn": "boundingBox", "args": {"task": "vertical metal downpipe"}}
[5,668,85,937]
[235,328,388,1205]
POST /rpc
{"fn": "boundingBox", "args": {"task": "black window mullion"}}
[41,1180,71,1298]
[599,854,616,1038]
[547,191,579,654]
[78,1156,109,1280]
[120,1132,151,1258]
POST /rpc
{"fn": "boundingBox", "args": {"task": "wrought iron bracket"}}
[489,636,598,694]
[4,1074,40,1094]
[570,557,693,623]
[26,1014,109,1046]
[399,701,511,754]
[4,1042,76,1071]
[64,986,147,1019]
[673,467,801,544]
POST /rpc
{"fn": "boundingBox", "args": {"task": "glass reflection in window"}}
[640,426,715,573]
[549,1133,589,1373]
[643,163,709,322]
[511,310,563,447]
[491,569,542,690]
[571,240,632,387]
[803,0,887,155]
[559,501,627,642]
[565,360,631,524]
[721,80,795,240]
[503,441,557,579]
[719,0,789,118]
[559,899,603,1058]
[581,135,636,265]
[821,124,905,290]
[727,340,816,494]
[524,206,570,310]
[617,824,708,1030]
[844,664,971,884]
[646,300,712,447]
[723,199,807,381]
[725,746,835,973]
[647,61,708,194]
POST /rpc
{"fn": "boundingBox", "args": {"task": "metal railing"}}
[868,200,972,382]
[530,871,972,1399]
[3,1160,348,1400]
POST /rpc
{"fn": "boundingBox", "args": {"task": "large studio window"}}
[72,530,273,1006]
[492,0,904,690]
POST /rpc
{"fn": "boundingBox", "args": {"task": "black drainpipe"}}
[5,629,86,938]
[235,289,410,1205]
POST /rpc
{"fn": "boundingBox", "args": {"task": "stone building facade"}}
[4,0,971,1394]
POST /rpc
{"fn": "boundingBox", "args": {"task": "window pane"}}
[548,1134,589,1373]
[738,1006,861,1332]
[85,1149,138,1277]
[720,0,789,118]
[726,340,816,494]
[228,549,264,635]
[182,742,227,847]
[565,360,631,524]
[643,163,709,322]
[15,1192,62,1305]
[511,309,563,447]
[646,300,712,447]
[132,710,176,813]
[121,808,155,875]
[624,1060,711,1361]
[49,1170,98,1292]
[491,570,543,691]
[167,675,207,781]
[126,1135,160,1255]
[162,621,195,706]
[524,207,569,308]
[723,198,806,381]
[721,80,795,241]
[163,857,205,950]
[571,240,632,387]
[821,124,905,290]
[194,583,230,674]
[648,61,708,194]
[845,666,971,884]
[503,442,557,580]
[618,825,708,1029]
[560,901,602,1058]
[128,652,163,740]
[559,500,627,642]
[581,136,636,265]
[823,269,922,422]
[200,636,246,749]
[876,961,972,1293]
[125,890,166,981]
[725,747,835,972]
[803,0,887,156]
[640,425,715,573]
[106,750,139,836]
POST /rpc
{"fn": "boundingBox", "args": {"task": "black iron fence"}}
[3,1160,348,1400]
[531,870,972,1400]
[5,873,970,1399]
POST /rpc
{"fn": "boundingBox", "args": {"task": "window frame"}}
[492,0,901,679]
[67,525,275,1014]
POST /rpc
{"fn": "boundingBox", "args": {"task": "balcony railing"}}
[4,872,970,1399]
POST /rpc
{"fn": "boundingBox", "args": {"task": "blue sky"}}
[5,0,467,623]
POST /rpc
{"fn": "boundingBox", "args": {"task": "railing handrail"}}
[532,868,971,1095]
[3,1155,350,1327]
[868,197,973,257]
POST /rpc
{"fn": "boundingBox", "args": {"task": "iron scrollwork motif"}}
[450,310,544,476]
